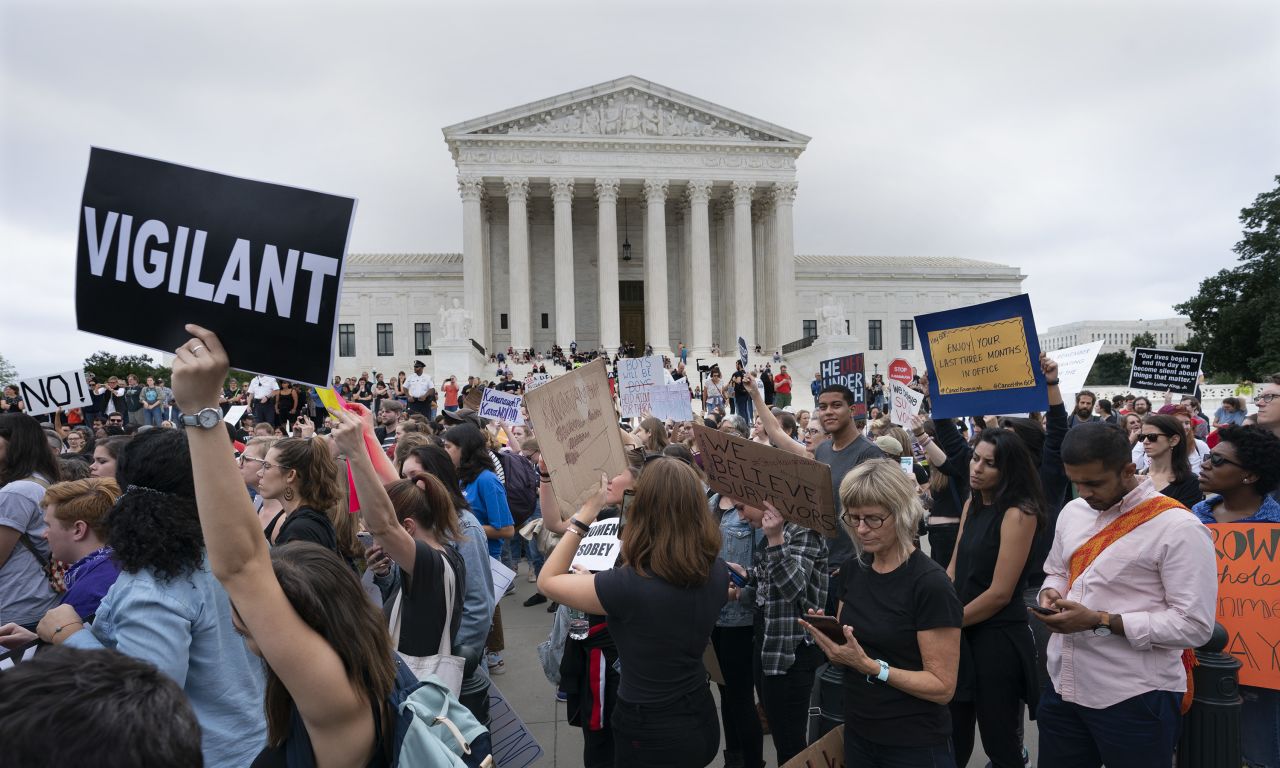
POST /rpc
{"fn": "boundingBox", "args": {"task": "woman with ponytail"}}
[257,436,344,555]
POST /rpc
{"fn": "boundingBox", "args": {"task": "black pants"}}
[712,625,762,767]
[950,625,1031,768]
[754,637,823,765]
[252,399,276,427]
[611,684,719,768]
[925,523,959,570]
[844,726,957,767]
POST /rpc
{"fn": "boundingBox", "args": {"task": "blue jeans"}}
[1037,685,1180,768]
[143,407,164,427]
[501,529,543,575]
[1242,685,1280,768]
[844,727,956,767]
[733,394,753,424]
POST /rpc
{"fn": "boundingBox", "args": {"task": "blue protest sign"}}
[914,294,1046,419]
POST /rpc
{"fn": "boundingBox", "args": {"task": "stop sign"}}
[888,359,913,384]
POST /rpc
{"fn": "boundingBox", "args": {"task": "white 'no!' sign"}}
[19,370,94,417]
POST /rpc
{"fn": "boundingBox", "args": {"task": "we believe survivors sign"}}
[75,148,356,386]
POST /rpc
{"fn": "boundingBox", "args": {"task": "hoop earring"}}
[283,486,296,502]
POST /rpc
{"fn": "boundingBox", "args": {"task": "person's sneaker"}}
[487,653,506,674]
[547,601,558,613]
[523,592,548,607]
[527,569,538,583]
[555,690,568,702]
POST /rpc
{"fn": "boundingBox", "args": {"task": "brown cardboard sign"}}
[781,724,844,768]
[693,424,837,538]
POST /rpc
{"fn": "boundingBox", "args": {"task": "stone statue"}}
[583,107,601,134]
[621,93,642,134]
[641,98,660,135]
[602,97,621,134]
[439,297,471,341]
[818,294,849,337]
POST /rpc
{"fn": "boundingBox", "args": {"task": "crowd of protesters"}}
[1,330,1277,768]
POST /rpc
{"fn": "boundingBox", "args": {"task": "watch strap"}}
[875,659,890,682]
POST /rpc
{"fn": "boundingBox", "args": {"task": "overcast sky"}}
[2,0,1277,379]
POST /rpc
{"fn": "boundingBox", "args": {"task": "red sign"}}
[888,358,913,384]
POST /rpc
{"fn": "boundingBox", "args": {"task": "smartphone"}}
[803,615,848,645]
[1029,605,1059,616]
[356,531,374,549]
[727,567,747,588]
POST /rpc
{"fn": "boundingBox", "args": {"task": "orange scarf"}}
[1067,492,1196,713]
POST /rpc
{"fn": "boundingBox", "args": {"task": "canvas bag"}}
[388,554,466,697]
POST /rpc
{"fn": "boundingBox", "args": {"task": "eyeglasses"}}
[258,461,291,474]
[1254,393,1279,406]
[841,512,889,529]
[1205,453,1247,470]
[238,455,266,469]
[804,428,822,436]
[1138,433,1167,443]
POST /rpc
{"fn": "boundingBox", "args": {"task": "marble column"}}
[643,178,671,356]
[687,180,714,357]
[731,180,756,350]
[549,177,576,350]
[719,197,736,350]
[595,179,621,355]
[772,182,798,349]
[753,198,770,349]
[458,175,486,350]
[480,197,492,352]
[504,176,531,352]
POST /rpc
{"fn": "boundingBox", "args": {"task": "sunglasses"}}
[1138,433,1168,443]
[1205,453,1247,470]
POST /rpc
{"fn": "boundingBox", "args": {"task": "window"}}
[868,320,882,350]
[803,320,817,339]
[415,323,432,355]
[541,313,549,329]
[338,324,355,357]
[376,323,394,356]
[900,319,915,350]
[500,314,508,330]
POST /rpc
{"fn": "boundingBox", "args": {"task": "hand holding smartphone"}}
[802,615,848,645]
[727,566,747,588]
[1029,605,1059,616]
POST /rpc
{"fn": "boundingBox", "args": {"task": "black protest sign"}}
[819,353,867,417]
[693,423,837,538]
[75,148,356,386]
[1128,348,1203,396]
[18,370,93,417]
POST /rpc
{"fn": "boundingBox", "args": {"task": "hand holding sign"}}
[171,324,231,414]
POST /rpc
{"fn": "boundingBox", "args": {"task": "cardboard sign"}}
[694,423,837,538]
[462,386,484,411]
[888,358,913,385]
[1128,348,1204,396]
[75,148,355,386]
[738,336,749,368]
[889,380,924,427]
[649,383,694,422]
[523,359,629,521]
[18,370,93,417]
[486,684,545,768]
[524,372,553,392]
[1046,340,1103,398]
[781,724,844,768]
[915,294,1046,419]
[819,353,866,418]
[570,519,622,571]
[479,388,524,425]
[1208,523,1280,690]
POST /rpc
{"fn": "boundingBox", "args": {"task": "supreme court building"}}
[335,76,1025,378]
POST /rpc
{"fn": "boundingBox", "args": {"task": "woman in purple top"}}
[42,478,124,617]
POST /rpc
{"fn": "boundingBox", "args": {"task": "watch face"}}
[198,409,221,429]
[1093,626,1111,637]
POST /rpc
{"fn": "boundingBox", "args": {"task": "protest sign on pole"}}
[1208,523,1280,690]
[915,294,1046,419]
[571,519,622,571]
[478,388,525,424]
[738,336,749,368]
[1045,340,1103,399]
[75,148,356,386]
[523,359,629,520]
[649,383,694,421]
[888,380,924,427]
[888,358,913,385]
[1128,348,1204,396]
[693,424,837,538]
[17,370,93,417]
[818,353,866,417]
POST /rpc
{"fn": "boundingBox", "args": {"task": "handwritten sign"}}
[486,684,544,768]
[478,388,524,425]
[915,294,1046,419]
[18,370,94,417]
[649,383,693,422]
[617,355,664,418]
[571,519,622,571]
[781,724,844,768]
[524,372,553,392]
[819,353,866,418]
[1208,523,1280,690]
[1129,348,1204,396]
[1046,340,1103,398]
[694,423,837,538]
[524,359,629,521]
[889,380,924,427]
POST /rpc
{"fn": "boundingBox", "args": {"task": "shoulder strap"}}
[437,553,456,657]
[18,533,48,568]
[1067,494,1183,589]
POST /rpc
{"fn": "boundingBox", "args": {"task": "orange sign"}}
[1208,523,1280,690]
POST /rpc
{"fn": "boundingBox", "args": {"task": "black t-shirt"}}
[1159,475,1204,510]
[838,549,962,747]
[392,540,465,657]
[274,507,338,553]
[497,379,522,394]
[952,499,1034,627]
[123,385,143,410]
[595,559,728,705]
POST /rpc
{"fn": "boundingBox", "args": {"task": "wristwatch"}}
[1091,611,1112,637]
[182,407,223,430]
[866,659,890,683]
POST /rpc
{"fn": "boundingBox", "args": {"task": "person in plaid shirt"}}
[727,500,829,766]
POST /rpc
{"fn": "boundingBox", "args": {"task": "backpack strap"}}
[18,533,49,568]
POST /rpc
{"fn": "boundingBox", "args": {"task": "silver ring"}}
[191,345,206,355]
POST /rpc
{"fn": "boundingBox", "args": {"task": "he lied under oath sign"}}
[75,148,356,386]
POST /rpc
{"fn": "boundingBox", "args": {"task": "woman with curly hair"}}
[4,427,266,768]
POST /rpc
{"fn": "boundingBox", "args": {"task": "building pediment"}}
[443,76,810,146]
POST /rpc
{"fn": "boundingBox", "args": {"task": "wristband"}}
[867,658,889,683]
[54,621,83,636]
[539,472,552,480]
[564,527,583,537]
[1045,379,1060,386]
[570,518,591,534]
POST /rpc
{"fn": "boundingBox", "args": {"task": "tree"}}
[83,351,171,382]
[1129,332,1157,350]
[1086,351,1132,385]
[1175,175,1280,379]
[0,353,17,387]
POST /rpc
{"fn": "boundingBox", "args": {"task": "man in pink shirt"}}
[1031,422,1216,768]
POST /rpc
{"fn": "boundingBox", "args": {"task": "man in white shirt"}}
[247,375,280,426]
[404,360,436,419]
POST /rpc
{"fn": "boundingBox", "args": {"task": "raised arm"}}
[745,373,806,456]
[332,410,416,572]
[910,414,948,467]
[172,326,373,749]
